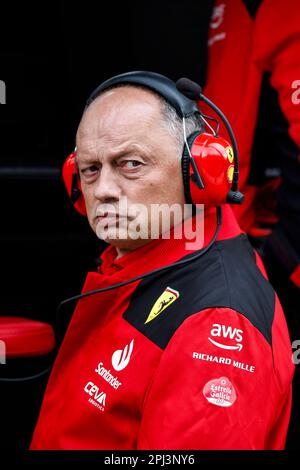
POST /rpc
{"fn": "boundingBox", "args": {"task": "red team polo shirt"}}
[30,205,294,449]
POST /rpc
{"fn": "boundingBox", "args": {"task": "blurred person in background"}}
[203,0,300,448]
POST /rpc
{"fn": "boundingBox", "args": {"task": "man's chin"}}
[96,226,129,241]
[97,231,151,252]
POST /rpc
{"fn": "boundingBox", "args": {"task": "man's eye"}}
[121,160,142,169]
[81,165,98,175]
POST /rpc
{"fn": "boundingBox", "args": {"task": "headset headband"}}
[85,71,199,118]
[68,70,243,206]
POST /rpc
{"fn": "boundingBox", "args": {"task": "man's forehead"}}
[82,86,161,123]
[87,84,162,109]
[77,87,162,139]
[76,141,147,161]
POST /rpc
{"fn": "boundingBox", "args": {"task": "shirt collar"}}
[98,204,242,277]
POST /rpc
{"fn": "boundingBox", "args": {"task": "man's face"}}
[76,86,186,256]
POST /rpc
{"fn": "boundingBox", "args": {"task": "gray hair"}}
[158,97,203,158]
[87,83,203,157]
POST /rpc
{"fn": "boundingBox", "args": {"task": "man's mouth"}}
[95,210,138,223]
[96,212,119,221]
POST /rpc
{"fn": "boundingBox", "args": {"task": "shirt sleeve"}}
[137,306,291,450]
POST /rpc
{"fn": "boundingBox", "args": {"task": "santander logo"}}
[208,323,243,351]
[111,339,134,371]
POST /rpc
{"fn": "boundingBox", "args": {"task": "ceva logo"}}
[111,339,134,371]
[84,381,106,407]
[208,323,243,351]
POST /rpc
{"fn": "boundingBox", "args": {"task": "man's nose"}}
[93,165,122,202]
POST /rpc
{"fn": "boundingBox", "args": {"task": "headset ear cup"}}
[188,133,235,206]
[62,153,87,216]
[181,131,202,204]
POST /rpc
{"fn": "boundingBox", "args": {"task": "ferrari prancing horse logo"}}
[226,146,234,163]
[144,287,180,324]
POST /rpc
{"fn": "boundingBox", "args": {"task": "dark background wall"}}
[1,2,298,456]
[0,1,214,326]
[0,1,213,450]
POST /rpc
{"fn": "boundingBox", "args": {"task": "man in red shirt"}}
[203,0,300,446]
[30,72,294,449]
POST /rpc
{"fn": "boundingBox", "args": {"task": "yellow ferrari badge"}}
[145,287,180,324]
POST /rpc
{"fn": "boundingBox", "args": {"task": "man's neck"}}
[115,248,130,260]
[115,239,152,259]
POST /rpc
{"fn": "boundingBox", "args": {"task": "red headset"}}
[62,71,243,216]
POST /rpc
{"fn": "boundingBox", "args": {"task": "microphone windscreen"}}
[176,78,202,100]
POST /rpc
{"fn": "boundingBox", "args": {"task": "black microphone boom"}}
[176,77,202,101]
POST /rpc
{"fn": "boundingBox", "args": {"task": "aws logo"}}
[208,323,243,351]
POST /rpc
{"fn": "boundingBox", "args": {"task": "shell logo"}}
[227,165,234,183]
